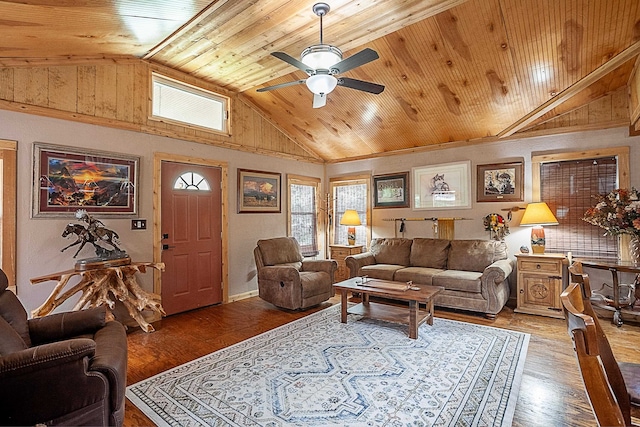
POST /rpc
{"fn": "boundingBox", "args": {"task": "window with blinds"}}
[288,176,319,257]
[330,177,369,246]
[541,157,618,260]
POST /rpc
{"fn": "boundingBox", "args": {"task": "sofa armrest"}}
[0,338,108,425]
[345,252,376,278]
[258,265,301,282]
[28,306,107,345]
[482,258,513,284]
[302,260,337,275]
[480,258,514,316]
[91,320,127,416]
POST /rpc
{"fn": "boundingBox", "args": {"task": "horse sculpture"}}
[61,221,123,259]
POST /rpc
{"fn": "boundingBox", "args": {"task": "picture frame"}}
[237,168,281,213]
[412,161,472,210]
[32,143,139,217]
[476,161,524,202]
[373,172,409,208]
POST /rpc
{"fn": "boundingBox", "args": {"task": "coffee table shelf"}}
[347,301,432,328]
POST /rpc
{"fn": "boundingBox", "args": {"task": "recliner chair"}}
[254,237,337,310]
[0,269,128,426]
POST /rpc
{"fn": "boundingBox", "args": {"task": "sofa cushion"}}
[360,264,405,281]
[257,237,303,266]
[394,267,444,286]
[433,270,483,293]
[447,240,508,272]
[0,290,32,347]
[0,316,27,355]
[370,238,412,266]
[410,238,450,268]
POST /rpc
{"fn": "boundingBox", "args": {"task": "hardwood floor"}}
[124,295,640,426]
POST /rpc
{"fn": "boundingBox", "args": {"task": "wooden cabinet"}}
[329,245,363,282]
[515,253,566,319]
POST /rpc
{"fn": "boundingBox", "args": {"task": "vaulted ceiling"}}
[1,0,639,161]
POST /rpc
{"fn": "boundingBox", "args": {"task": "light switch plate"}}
[131,219,147,230]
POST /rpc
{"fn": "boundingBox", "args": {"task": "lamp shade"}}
[340,210,361,226]
[519,202,559,226]
[305,74,338,95]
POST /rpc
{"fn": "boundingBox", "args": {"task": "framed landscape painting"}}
[238,168,281,213]
[412,161,471,210]
[373,172,409,208]
[476,161,524,202]
[32,143,139,217]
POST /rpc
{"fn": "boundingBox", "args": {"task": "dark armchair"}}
[0,269,128,426]
[254,237,337,310]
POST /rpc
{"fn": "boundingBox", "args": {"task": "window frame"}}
[532,146,630,261]
[329,174,371,247]
[287,174,321,258]
[150,72,230,135]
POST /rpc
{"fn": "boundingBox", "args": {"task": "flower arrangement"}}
[583,188,640,238]
[483,213,509,241]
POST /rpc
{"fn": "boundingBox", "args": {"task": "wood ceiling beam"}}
[498,39,640,138]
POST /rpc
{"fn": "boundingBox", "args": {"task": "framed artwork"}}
[476,161,524,202]
[238,168,281,213]
[412,161,471,210]
[373,172,409,208]
[32,143,139,217]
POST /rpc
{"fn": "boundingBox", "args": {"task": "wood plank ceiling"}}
[1,0,639,162]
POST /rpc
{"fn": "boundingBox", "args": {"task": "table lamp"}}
[519,202,559,254]
[340,210,361,246]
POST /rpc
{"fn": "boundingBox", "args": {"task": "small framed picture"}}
[476,161,524,202]
[237,168,281,213]
[373,172,409,208]
[412,161,472,210]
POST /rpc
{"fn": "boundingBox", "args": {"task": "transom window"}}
[173,172,211,191]
[151,73,229,133]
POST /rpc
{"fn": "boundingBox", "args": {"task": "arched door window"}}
[173,172,211,191]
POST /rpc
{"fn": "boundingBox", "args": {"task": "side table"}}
[330,244,363,282]
[515,253,566,319]
[31,261,165,332]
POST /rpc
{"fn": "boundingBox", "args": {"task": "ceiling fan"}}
[257,2,385,108]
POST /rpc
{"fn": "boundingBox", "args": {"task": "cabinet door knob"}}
[536,264,541,269]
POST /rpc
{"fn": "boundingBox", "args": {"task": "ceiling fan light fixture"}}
[306,74,337,95]
[301,44,342,70]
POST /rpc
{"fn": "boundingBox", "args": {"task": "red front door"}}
[161,161,222,315]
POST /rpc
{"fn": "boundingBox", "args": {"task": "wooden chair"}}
[562,262,640,426]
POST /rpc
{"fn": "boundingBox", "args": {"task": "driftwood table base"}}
[31,261,166,332]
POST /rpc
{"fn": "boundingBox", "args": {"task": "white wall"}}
[1,109,323,313]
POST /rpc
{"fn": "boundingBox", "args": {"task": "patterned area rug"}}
[127,304,529,426]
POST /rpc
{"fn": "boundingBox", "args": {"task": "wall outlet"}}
[131,219,147,230]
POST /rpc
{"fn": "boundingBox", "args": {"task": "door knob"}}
[162,244,176,250]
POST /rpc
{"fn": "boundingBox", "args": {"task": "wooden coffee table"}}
[333,277,443,339]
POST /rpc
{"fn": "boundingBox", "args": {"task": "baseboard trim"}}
[227,290,259,302]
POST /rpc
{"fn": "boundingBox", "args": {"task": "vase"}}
[630,236,640,265]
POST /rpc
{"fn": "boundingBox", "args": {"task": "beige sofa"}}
[345,238,513,319]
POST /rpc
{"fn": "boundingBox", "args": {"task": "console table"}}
[577,259,640,327]
[31,261,166,332]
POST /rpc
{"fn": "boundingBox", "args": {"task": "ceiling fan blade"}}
[337,77,385,94]
[257,79,306,92]
[271,52,312,74]
[313,93,327,108]
[331,48,379,74]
